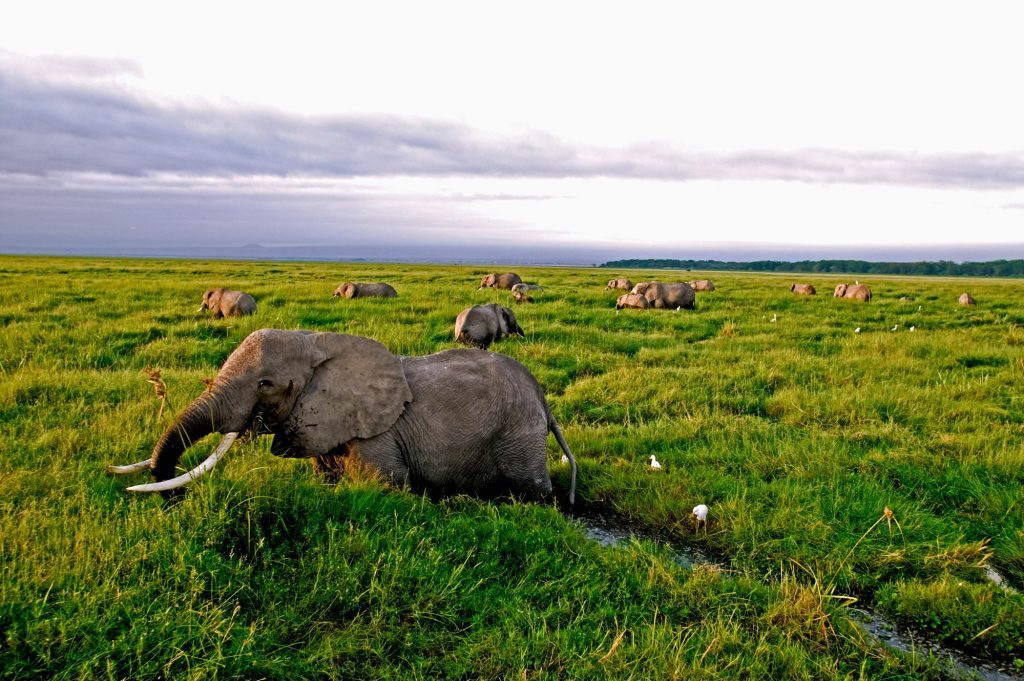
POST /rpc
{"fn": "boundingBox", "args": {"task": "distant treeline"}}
[600,259,1024,277]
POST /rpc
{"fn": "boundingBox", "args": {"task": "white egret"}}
[854,327,861,334]
[891,324,898,331]
[770,313,777,323]
[649,455,662,470]
[693,504,709,530]
[910,325,916,332]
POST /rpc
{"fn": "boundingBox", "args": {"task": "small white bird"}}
[891,324,898,332]
[910,325,916,332]
[560,454,569,464]
[854,327,861,334]
[692,504,709,531]
[649,455,662,470]
[770,313,777,323]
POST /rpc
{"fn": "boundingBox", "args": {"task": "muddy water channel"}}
[570,509,1023,681]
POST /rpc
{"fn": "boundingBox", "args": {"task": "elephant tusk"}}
[107,459,153,475]
[197,306,206,312]
[126,432,238,493]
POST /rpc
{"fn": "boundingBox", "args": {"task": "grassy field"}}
[1,254,1023,679]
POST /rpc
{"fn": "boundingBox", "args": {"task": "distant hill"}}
[600,258,1024,277]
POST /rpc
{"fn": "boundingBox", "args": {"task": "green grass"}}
[2,255,1023,679]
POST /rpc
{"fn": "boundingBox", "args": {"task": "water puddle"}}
[986,565,1019,595]
[572,509,715,569]
[569,509,1024,680]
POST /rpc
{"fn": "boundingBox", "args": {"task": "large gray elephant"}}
[791,283,817,295]
[454,304,524,349]
[108,329,576,503]
[333,282,398,299]
[478,273,523,290]
[833,284,872,302]
[199,288,257,318]
[630,281,695,310]
[606,278,633,290]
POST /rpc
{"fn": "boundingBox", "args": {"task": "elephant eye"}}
[258,379,273,389]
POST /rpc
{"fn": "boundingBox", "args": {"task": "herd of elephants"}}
[110,271,978,504]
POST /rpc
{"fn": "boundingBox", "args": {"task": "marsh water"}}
[570,509,1023,681]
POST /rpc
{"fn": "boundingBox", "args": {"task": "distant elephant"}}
[333,282,398,299]
[606,278,633,290]
[513,290,533,304]
[687,280,715,292]
[791,283,817,295]
[199,288,256,318]
[478,273,523,290]
[833,284,872,302]
[631,281,696,310]
[959,292,976,306]
[510,283,543,295]
[455,304,525,349]
[615,293,649,310]
[107,329,576,503]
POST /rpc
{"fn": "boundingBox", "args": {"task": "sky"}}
[2,1,1024,263]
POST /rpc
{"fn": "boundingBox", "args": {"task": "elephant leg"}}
[350,434,413,489]
[494,429,553,501]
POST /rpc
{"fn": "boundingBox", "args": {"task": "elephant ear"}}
[287,333,412,455]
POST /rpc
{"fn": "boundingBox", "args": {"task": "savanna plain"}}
[1,255,1023,680]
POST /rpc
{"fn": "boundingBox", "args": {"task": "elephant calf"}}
[513,290,533,304]
[791,283,817,295]
[455,304,524,349]
[199,288,256,318]
[959,292,976,306]
[615,293,649,310]
[606,278,633,290]
[510,283,542,295]
[631,281,695,310]
[687,279,715,292]
[833,284,872,302]
[333,282,398,299]
[107,329,577,504]
[478,272,523,290]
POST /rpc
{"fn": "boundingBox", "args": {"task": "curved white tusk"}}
[107,459,153,475]
[126,432,238,493]
[197,306,206,312]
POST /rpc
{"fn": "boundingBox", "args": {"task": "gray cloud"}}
[2,54,1024,189]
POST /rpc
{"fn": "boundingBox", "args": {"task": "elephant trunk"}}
[150,392,223,482]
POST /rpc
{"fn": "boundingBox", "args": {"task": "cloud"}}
[2,53,1024,189]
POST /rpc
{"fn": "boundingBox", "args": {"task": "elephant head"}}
[109,330,413,493]
[199,288,222,312]
[833,284,848,298]
[478,274,496,289]
[498,305,525,337]
[332,282,358,299]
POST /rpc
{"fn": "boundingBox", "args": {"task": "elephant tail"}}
[548,413,577,505]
